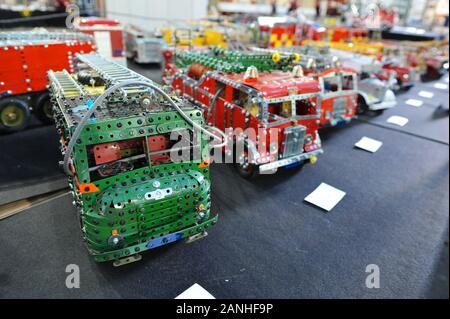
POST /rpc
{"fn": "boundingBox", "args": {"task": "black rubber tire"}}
[234,162,258,179]
[402,85,413,92]
[356,95,369,115]
[34,92,54,124]
[233,142,258,179]
[395,78,403,92]
[0,97,31,133]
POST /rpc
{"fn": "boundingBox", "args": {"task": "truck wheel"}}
[394,78,402,92]
[0,98,31,133]
[233,145,258,179]
[356,95,369,115]
[34,92,54,124]
[235,162,258,179]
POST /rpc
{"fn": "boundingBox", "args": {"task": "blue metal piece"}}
[284,161,303,170]
[87,99,97,122]
[147,232,183,249]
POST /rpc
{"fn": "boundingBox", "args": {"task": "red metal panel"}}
[1,39,96,97]
[0,47,28,95]
[147,135,170,165]
[94,142,122,165]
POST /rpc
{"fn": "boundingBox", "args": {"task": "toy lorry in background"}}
[378,59,416,91]
[328,48,397,113]
[0,31,96,133]
[254,46,358,127]
[48,53,217,265]
[75,17,127,66]
[383,40,449,81]
[125,25,165,64]
[163,48,323,178]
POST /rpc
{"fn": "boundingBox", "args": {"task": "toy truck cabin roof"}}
[76,17,123,29]
[224,71,321,100]
[318,67,358,78]
[49,53,198,128]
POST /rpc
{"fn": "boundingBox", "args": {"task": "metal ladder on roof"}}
[75,53,155,96]
[48,70,86,98]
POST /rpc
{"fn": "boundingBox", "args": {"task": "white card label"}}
[304,183,346,212]
[434,83,448,90]
[418,91,434,98]
[355,137,383,153]
[387,116,409,127]
[175,283,216,299]
[405,99,423,107]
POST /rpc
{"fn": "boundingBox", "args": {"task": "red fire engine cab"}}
[0,31,96,133]
[163,48,323,178]
[314,67,358,126]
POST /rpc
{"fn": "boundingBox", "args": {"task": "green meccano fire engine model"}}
[48,53,220,266]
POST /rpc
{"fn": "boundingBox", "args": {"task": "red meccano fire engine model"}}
[163,48,323,178]
[0,31,96,133]
[253,46,358,127]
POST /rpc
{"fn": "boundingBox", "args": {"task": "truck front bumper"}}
[369,100,397,111]
[368,90,397,111]
[259,149,324,173]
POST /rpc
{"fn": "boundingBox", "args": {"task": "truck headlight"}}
[305,134,312,145]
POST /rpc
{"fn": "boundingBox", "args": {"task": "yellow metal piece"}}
[84,86,105,95]
[280,101,292,118]
[204,29,226,48]
[272,52,281,63]
[21,9,31,17]
[310,156,318,165]
[161,25,228,49]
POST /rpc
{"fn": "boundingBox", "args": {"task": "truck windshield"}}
[85,129,199,182]
[232,88,261,118]
[267,94,318,118]
[322,73,356,93]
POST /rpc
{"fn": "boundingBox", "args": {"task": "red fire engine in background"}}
[0,31,96,133]
[75,17,127,66]
[252,47,358,126]
[163,48,324,178]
